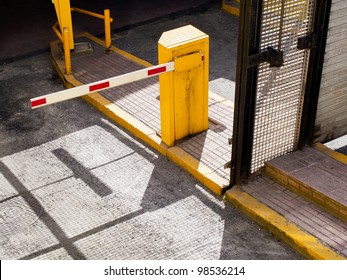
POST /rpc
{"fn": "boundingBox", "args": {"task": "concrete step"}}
[231,175,347,259]
[265,144,347,223]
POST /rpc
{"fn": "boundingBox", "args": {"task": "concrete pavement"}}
[0,52,302,259]
[1,0,346,260]
[45,2,347,259]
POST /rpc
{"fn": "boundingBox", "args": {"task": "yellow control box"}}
[158,25,209,147]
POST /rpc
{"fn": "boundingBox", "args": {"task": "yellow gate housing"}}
[158,25,209,147]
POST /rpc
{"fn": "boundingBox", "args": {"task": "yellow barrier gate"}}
[33,24,209,149]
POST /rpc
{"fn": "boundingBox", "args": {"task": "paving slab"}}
[266,146,347,222]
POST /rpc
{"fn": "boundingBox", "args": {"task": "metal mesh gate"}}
[250,0,315,173]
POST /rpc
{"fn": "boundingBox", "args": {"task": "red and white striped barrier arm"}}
[30,62,174,109]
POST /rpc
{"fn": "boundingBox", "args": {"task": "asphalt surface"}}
[112,3,238,101]
[0,2,302,259]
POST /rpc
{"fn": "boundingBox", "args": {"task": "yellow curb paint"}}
[314,142,347,165]
[340,207,347,220]
[298,184,313,199]
[221,99,234,108]
[221,1,240,17]
[287,176,300,190]
[208,91,234,108]
[226,187,346,260]
[265,158,347,223]
[312,190,327,205]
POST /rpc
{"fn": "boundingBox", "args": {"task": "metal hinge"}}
[248,47,283,68]
[297,33,317,50]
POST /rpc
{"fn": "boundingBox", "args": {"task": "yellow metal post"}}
[158,25,209,147]
[63,27,72,75]
[53,0,74,50]
[104,9,112,53]
[221,0,240,16]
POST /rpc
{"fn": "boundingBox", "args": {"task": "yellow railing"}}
[52,0,113,74]
[52,21,63,42]
[62,27,72,75]
[70,7,113,53]
[52,22,72,75]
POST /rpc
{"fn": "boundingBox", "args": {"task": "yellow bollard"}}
[158,25,209,147]
[63,27,72,75]
[104,9,112,53]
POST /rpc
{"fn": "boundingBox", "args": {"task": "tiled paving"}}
[71,35,233,180]
[241,177,347,257]
[178,101,233,179]
[0,125,250,260]
[266,146,347,221]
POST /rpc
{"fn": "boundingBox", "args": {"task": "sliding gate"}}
[231,0,321,183]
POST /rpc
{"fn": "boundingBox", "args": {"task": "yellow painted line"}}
[209,91,227,103]
[221,5,239,16]
[208,91,234,108]
[221,99,234,108]
[314,142,347,165]
[226,186,346,260]
[221,0,240,16]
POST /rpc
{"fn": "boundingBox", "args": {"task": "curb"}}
[314,142,347,165]
[225,186,346,260]
[221,0,240,16]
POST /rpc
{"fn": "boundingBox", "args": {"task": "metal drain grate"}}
[251,0,315,173]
